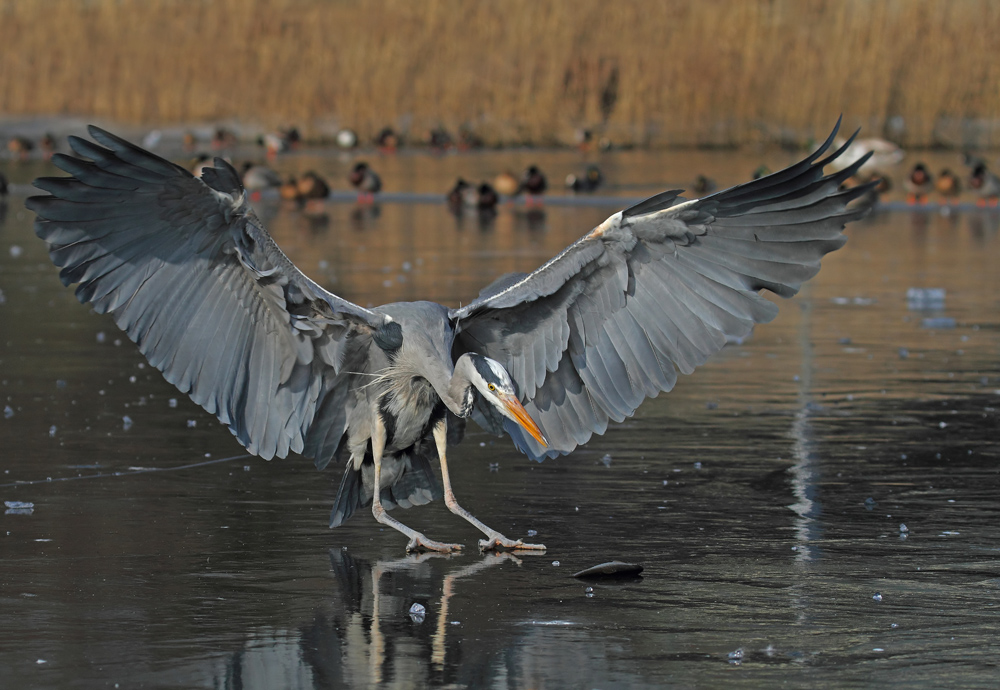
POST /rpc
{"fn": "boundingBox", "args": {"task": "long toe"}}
[479,535,547,552]
[406,535,464,553]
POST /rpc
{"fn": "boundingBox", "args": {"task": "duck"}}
[904,163,933,205]
[447,179,499,213]
[447,178,474,210]
[7,136,33,161]
[211,128,238,150]
[279,176,301,201]
[296,171,330,200]
[517,165,547,206]
[40,133,57,160]
[426,127,453,151]
[493,171,519,197]
[259,132,291,160]
[349,161,382,203]
[935,169,961,204]
[375,127,399,153]
[565,165,603,193]
[692,174,717,196]
[969,163,1000,207]
[828,137,904,175]
[336,129,358,149]
[574,128,594,152]
[240,162,282,200]
[475,182,499,211]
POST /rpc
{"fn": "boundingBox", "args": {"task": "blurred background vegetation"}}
[1,0,999,148]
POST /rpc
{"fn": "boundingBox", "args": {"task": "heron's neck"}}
[442,354,477,418]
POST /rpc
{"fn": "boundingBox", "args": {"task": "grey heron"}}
[28,120,874,553]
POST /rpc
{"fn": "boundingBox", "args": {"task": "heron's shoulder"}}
[374,301,453,330]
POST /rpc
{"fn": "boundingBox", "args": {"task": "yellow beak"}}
[500,393,548,447]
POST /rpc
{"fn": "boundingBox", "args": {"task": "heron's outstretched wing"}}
[450,120,875,460]
[28,126,398,461]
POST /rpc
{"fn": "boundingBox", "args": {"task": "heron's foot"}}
[405,534,464,554]
[479,534,547,552]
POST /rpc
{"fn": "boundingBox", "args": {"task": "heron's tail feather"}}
[329,460,364,528]
[329,443,443,528]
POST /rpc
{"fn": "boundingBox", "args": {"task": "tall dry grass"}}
[2,0,999,147]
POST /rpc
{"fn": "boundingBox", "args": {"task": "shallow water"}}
[2,146,1000,688]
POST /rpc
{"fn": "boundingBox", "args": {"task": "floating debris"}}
[831,296,876,306]
[48,425,57,438]
[552,560,561,567]
[906,287,946,310]
[122,416,133,431]
[873,592,883,602]
[4,405,13,419]
[922,317,956,329]
[599,454,612,467]
[864,497,878,510]
[168,398,178,408]
[584,586,594,597]
[899,524,908,533]
[526,529,538,537]
[728,648,745,661]
[408,602,426,623]
[9,245,23,258]
[186,420,197,428]
[572,561,644,579]
[5,500,34,515]
[96,331,106,343]
[898,347,909,359]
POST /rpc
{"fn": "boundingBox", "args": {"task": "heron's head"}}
[464,354,547,448]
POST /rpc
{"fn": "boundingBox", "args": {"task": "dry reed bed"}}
[2,0,999,147]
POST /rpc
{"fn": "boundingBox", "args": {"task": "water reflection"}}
[3,151,1000,687]
[212,550,653,690]
[788,298,821,564]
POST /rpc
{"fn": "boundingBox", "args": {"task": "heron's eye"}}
[488,383,496,392]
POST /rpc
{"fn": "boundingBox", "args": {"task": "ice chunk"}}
[408,603,426,623]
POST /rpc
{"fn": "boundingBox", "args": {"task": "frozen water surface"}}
[2,146,1000,688]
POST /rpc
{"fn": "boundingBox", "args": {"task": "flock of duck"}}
[4,128,1000,210]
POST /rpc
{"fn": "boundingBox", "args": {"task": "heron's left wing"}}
[451,121,875,459]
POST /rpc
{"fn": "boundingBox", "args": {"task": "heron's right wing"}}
[28,126,398,461]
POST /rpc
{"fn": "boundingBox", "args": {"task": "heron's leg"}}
[433,418,546,552]
[370,415,463,553]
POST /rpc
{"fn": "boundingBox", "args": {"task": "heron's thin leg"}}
[433,418,546,552]
[371,415,463,553]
